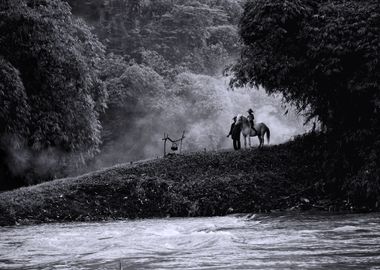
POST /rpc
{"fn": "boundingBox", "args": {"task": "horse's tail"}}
[266,126,270,144]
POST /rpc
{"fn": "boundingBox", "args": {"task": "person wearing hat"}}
[247,108,257,133]
[227,116,237,138]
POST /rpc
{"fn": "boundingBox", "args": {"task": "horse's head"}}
[237,114,249,124]
[236,114,243,124]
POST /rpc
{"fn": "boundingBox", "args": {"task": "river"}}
[1,213,380,269]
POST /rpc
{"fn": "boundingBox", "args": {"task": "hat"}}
[247,108,253,113]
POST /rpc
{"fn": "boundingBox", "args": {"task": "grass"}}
[0,137,348,226]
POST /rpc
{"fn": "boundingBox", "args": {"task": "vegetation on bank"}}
[1,133,375,226]
[231,0,380,207]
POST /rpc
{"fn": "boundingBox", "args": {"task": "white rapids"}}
[1,213,380,269]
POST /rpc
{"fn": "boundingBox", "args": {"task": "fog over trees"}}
[0,0,307,190]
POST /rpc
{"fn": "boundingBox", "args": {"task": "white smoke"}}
[131,74,309,158]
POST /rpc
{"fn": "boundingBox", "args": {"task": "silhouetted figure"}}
[247,108,257,133]
[227,116,237,138]
[231,118,242,150]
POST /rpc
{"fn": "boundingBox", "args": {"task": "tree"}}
[66,0,245,75]
[0,0,107,187]
[99,59,167,147]
[0,57,31,189]
[231,0,380,132]
[0,57,30,138]
[231,0,380,206]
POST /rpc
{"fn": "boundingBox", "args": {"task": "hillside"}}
[0,134,356,226]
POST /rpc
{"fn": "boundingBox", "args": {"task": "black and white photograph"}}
[0,0,379,269]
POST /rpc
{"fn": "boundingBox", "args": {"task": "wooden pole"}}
[179,130,185,154]
[163,133,167,157]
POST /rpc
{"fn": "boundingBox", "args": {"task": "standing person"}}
[232,115,242,150]
[227,116,237,138]
[247,108,257,133]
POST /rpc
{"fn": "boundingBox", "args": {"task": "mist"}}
[63,0,309,172]
[1,69,310,184]
[91,73,309,171]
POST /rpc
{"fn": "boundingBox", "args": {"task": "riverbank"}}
[0,135,354,226]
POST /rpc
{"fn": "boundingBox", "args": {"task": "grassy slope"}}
[0,138,340,226]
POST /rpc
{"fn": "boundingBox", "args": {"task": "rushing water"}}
[1,213,380,270]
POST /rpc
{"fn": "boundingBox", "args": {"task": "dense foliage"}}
[0,0,107,188]
[231,0,380,206]
[232,0,379,131]
[67,0,244,75]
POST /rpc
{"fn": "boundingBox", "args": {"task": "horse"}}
[236,114,270,148]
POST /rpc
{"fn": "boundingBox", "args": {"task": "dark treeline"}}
[231,0,380,208]
[0,0,245,190]
[0,0,108,189]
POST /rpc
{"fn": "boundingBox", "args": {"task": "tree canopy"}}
[0,0,107,187]
[231,0,380,204]
[231,0,380,132]
[66,0,243,75]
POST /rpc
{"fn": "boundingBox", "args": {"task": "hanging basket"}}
[171,142,178,151]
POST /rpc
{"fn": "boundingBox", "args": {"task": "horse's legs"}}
[248,136,251,148]
[257,135,261,148]
[258,135,263,148]
[258,137,260,148]
[244,136,247,148]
